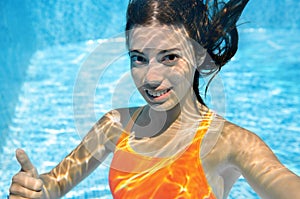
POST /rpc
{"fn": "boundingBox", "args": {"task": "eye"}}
[130,55,148,66]
[161,54,180,66]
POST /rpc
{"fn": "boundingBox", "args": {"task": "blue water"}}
[1,0,300,198]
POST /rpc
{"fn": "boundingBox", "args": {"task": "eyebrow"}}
[159,48,181,54]
[128,50,144,55]
[128,48,181,55]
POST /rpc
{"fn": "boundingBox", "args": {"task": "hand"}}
[9,149,44,199]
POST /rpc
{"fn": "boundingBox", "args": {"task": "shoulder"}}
[92,107,141,150]
[202,116,271,167]
[112,106,141,127]
[220,120,274,163]
[217,120,300,198]
[202,116,281,171]
[216,119,269,161]
[221,119,260,148]
[96,107,141,127]
[216,119,286,178]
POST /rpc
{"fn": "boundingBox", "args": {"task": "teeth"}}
[146,89,169,97]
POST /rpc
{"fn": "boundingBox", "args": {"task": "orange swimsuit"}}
[109,109,216,199]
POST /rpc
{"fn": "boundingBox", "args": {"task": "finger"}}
[12,172,43,192]
[16,149,34,171]
[9,183,43,199]
[15,149,38,178]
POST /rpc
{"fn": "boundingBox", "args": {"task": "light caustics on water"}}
[1,28,300,199]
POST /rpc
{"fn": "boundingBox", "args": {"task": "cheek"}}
[131,68,145,87]
[170,64,195,87]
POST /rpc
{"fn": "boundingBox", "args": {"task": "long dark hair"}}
[125,0,249,105]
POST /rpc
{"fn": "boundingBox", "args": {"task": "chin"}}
[147,100,179,112]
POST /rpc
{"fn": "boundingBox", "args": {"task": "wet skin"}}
[9,24,300,199]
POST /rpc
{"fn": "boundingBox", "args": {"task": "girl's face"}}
[128,25,205,111]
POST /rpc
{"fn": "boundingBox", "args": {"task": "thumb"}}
[16,148,39,178]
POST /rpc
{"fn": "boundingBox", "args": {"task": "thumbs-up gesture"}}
[9,149,44,199]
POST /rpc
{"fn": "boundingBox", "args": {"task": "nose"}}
[144,60,164,89]
[144,80,161,90]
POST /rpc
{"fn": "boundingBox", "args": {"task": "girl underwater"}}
[9,0,300,198]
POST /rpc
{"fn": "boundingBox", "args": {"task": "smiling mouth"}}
[145,88,171,99]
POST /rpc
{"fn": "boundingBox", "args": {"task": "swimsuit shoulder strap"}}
[115,106,144,146]
[124,106,144,133]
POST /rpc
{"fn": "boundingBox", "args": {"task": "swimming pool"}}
[1,0,299,198]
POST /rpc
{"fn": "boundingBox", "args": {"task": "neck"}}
[179,87,208,120]
[134,89,207,139]
[141,103,181,131]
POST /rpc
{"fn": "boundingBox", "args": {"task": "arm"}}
[9,110,124,199]
[41,110,124,198]
[227,122,300,199]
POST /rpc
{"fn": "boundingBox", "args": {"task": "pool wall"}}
[0,0,127,149]
[1,0,300,159]
[0,0,34,146]
[243,0,300,29]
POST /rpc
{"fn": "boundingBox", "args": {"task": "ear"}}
[194,43,207,70]
[196,48,207,68]
[195,45,209,71]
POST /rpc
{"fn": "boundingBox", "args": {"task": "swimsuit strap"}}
[124,106,144,133]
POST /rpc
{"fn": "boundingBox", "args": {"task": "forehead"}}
[128,25,192,51]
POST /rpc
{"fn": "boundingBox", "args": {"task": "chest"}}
[109,127,217,199]
[128,122,199,158]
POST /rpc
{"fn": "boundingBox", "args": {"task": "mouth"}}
[144,88,171,100]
